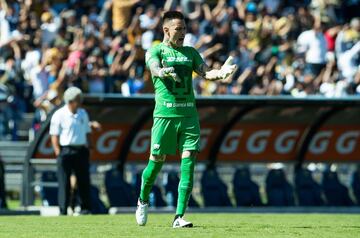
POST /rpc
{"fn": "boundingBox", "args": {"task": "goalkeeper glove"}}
[205,56,237,81]
[220,56,237,80]
[158,67,181,82]
[160,60,181,82]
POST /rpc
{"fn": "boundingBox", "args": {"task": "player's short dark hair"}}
[162,11,185,24]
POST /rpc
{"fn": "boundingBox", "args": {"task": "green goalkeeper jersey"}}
[146,42,204,118]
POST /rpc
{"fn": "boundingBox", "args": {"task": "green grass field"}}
[0,213,359,238]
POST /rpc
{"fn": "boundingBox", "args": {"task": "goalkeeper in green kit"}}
[135,11,237,228]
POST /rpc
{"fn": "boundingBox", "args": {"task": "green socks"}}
[176,157,196,216]
[139,159,164,202]
[139,156,195,217]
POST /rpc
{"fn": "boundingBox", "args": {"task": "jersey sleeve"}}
[191,47,205,71]
[145,46,161,68]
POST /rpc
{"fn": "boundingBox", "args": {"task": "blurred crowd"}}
[0,0,360,139]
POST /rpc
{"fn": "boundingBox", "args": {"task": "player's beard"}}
[168,37,184,48]
[176,38,184,47]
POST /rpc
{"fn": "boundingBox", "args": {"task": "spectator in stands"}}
[139,5,160,51]
[112,0,141,34]
[28,56,50,100]
[40,11,60,47]
[297,17,328,78]
[33,89,61,122]
[49,87,92,215]
[338,41,360,83]
[335,18,360,86]
[0,89,10,139]
[1,0,360,141]
[0,96,6,140]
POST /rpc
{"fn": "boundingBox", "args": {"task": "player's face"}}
[164,19,186,47]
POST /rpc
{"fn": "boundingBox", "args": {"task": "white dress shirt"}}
[297,30,328,64]
[49,105,91,146]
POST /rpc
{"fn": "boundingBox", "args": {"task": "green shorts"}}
[151,117,200,155]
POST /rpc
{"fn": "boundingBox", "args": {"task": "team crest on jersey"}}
[153,144,160,150]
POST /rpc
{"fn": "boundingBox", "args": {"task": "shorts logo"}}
[153,144,160,150]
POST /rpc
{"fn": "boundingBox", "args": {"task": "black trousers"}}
[57,146,91,214]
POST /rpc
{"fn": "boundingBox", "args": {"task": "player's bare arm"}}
[194,63,209,78]
[195,56,237,82]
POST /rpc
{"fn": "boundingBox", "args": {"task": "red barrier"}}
[33,96,360,163]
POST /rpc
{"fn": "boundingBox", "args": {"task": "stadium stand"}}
[4,96,360,211]
[164,170,199,208]
[232,167,262,206]
[150,185,167,207]
[133,171,166,207]
[295,168,324,206]
[1,1,360,143]
[1,0,360,213]
[265,169,295,206]
[164,171,180,207]
[40,171,58,206]
[133,172,142,199]
[0,141,28,193]
[105,169,136,207]
[322,170,354,206]
[201,169,232,207]
[0,141,28,164]
[33,166,360,210]
[89,185,108,214]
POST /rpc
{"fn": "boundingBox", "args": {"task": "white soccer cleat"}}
[172,216,193,228]
[135,199,149,226]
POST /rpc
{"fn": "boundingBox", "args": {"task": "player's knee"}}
[150,154,166,162]
[181,150,197,158]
